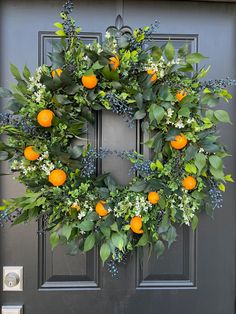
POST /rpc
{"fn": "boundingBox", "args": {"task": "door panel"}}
[0,1,235,314]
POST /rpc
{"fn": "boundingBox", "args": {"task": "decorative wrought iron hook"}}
[106,15,132,36]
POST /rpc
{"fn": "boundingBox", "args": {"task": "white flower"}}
[167,108,174,118]
[166,118,172,125]
[187,118,195,124]
[105,31,111,39]
[175,119,185,129]
[199,148,205,153]
[78,211,86,220]
[159,69,165,78]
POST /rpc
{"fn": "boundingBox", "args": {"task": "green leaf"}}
[224,174,234,183]
[155,160,164,170]
[92,61,104,70]
[158,212,169,233]
[166,225,177,248]
[61,225,72,240]
[0,87,12,98]
[151,46,162,61]
[98,187,110,199]
[186,52,207,64]
[158,85,170,100]
[111,81,122,89]
[54,22,63,29]
[155,240,165,258]
[129,180,147,192]
[209,155,222,169]
[110,222,119,232]
[56,30,66,37]
[214,110,232,124]
[104,175,117,192]
[23,65,31,81]
[218,183,225,192]
[149,104,165,123]
[164,41,175,61]
[12,210,29,225]
[83,233,96,252]
[135,93,143,109]
[54,94,72,105]
[178,63,194,72]
[165,128,180,141]
[0,151,9,161]
[178,43,189,57]
[201,139,219,153]
[185,163,197,174]
[100,243,111,263]
[67,240,78,256]
[210,166,224,180]
[195,153,207,174]
[78,220,94,232]
[50,232,60,249]
[133,110,146,120]
[201,94,219,106]
[178,106,190,118]
[10,64,22,81]
[191,215,198,231]
[111,233,124,250]
[68,144,83,159]
[137,233,149,247]
[197,65,211,79]
[100,226,111,238]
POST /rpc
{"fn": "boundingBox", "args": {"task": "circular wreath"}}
[0,1,234,271]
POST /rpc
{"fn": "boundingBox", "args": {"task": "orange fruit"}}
[147,69,157,83]
[71,203,81,212]
[170,133,188,150]
[176,90,187,102]
[48,169,67,187]
[130,216,144,234]
[37,109,54,128]
[81,75,98,89]
[109,56,120,71]
[182,176,197,190]
[95,201,108,217]
[24,146,40,161]
[51,68,62,78]
[148,191,160,205]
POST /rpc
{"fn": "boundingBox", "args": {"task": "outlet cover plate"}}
[3,266,23,291]
[1,305,23,314]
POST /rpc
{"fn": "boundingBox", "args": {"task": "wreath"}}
[0,1,234,273]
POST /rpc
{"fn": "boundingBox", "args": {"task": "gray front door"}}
[0,1,235,313]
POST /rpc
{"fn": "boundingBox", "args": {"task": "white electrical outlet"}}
[3,266,23,291]
[1,305,23,314]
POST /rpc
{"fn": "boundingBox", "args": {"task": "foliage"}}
[0,2,234,267]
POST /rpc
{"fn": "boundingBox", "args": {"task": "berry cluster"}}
[117,150,153,177]
[106,249,128,278]
[106,93,134,124]
[200,77,236,91]
[0,208,21,227]
[81,147,113,177]
[0,113,36,135]
[209,179,223,210]
[62,0,74,15]
[129,20,159,50]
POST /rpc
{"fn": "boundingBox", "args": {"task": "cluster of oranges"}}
[23,61,197,229]
[81,55,120,90]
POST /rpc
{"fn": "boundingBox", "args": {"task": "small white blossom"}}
[175,119,185,129]
[105,31,111,39]
[167,108,174,118]
[187,118,195,124]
